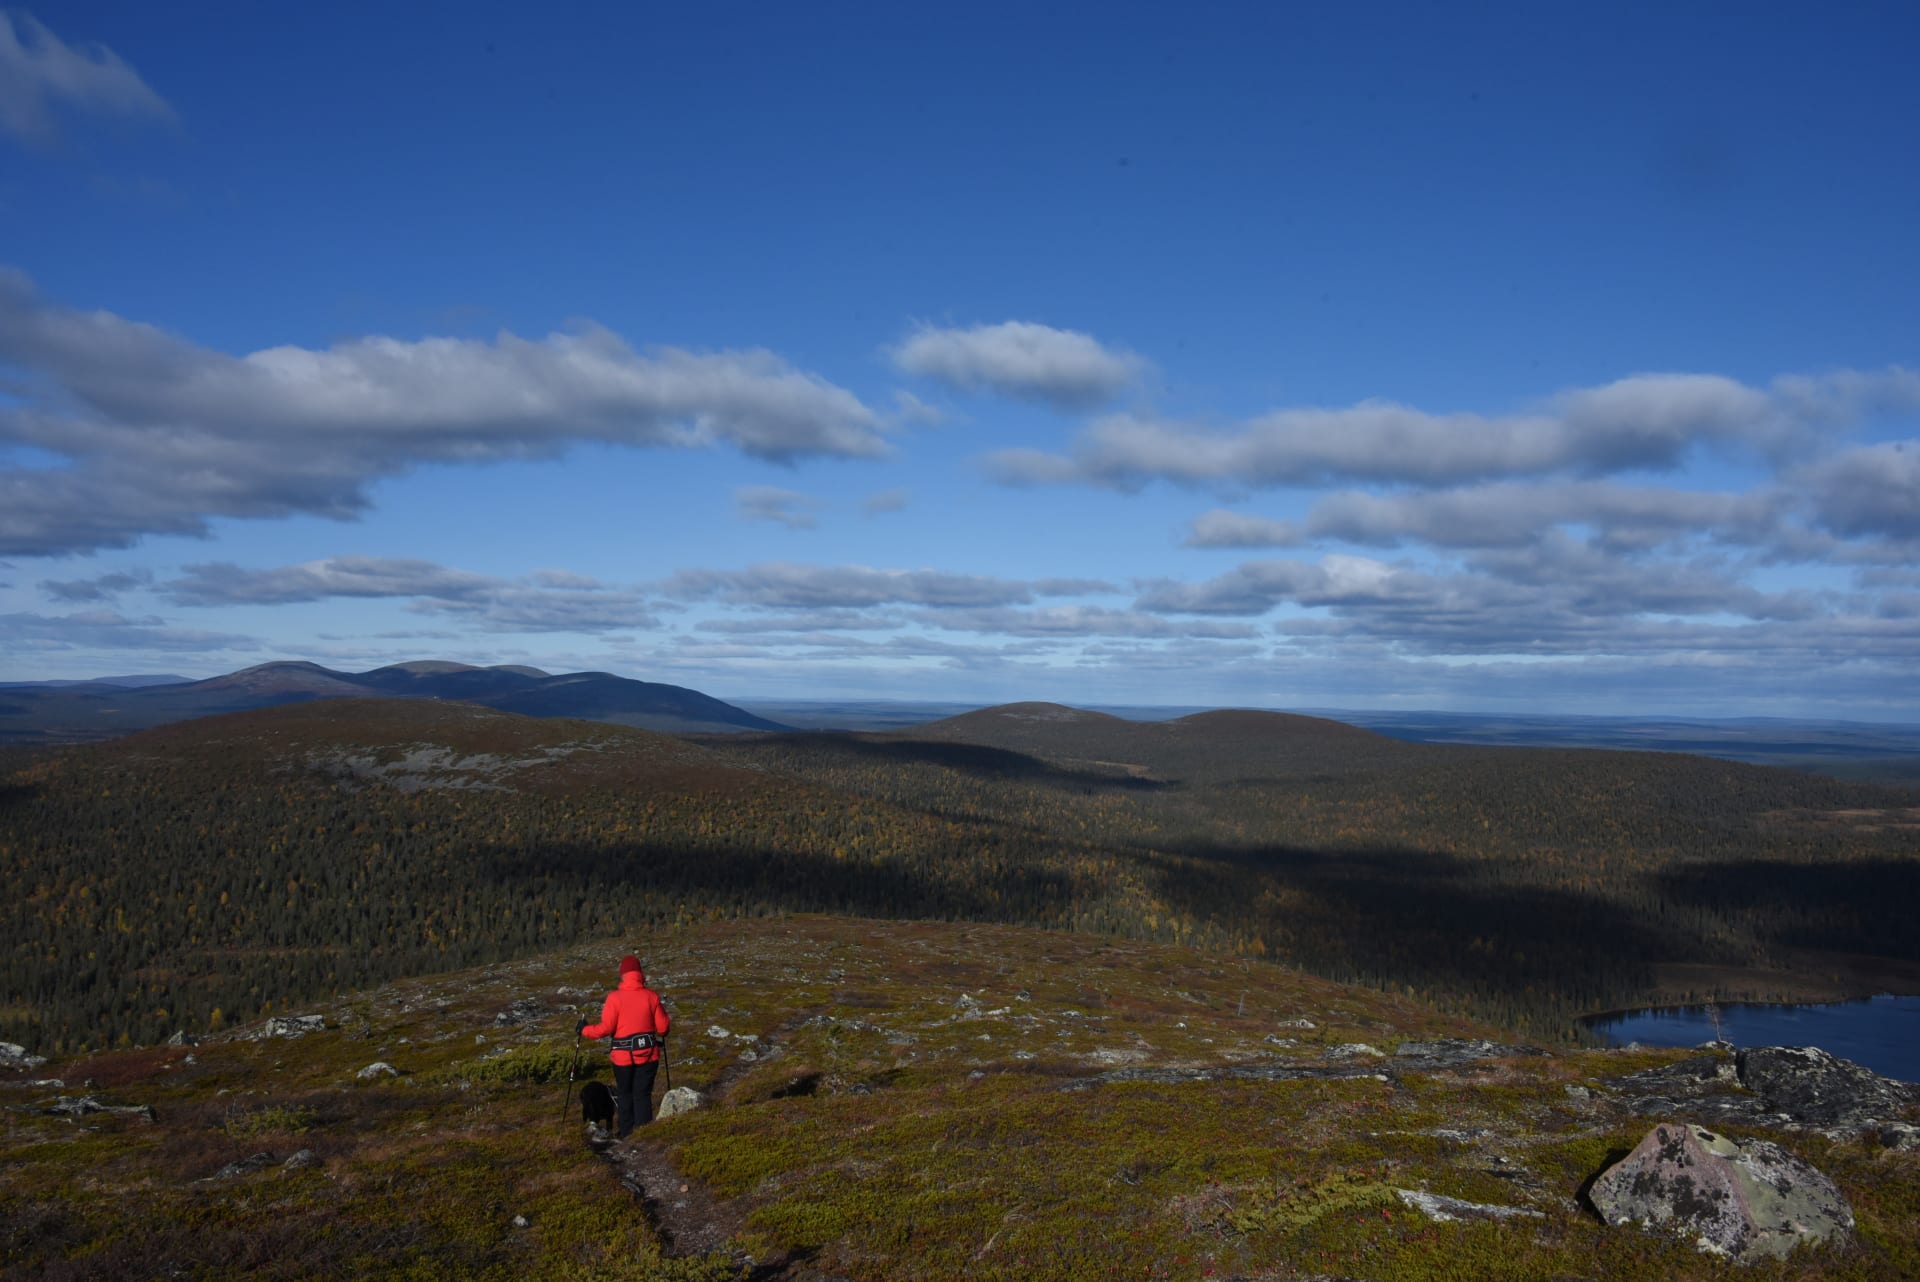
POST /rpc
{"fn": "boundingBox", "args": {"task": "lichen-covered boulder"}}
[1588,1122,1853,1264]
[656,1086,706,1119]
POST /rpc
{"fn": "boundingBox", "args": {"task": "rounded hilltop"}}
[908,700,1405,783]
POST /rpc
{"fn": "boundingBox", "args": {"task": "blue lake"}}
[1585,993,1920,1084]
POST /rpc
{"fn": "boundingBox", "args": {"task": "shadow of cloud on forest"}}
[475,834,1085,931]
[0,779,39,813]
[1655,858,1920,961]
[1154,840,1685,1014]
[741,733,1171,792]
[479,829,1696,1031]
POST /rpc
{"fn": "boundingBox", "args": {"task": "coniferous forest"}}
[3,698,1917,1053]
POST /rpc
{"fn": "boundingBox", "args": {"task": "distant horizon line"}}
[7,658,1920,729]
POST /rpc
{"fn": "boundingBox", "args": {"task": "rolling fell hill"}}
[908,701,1404,783]
[0,659,789,743]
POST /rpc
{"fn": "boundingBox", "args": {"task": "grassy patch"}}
[223,1102,319,1138]
[429,1043,595,1086]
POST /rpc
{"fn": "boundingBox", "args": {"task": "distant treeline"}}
[2,715,1917,1052]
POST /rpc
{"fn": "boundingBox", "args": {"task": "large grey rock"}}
[0,1041,48,1069]
[1606,1044,1913,1135]
[656,1086,706,1118]
[1736,1045,1913,1128]
[356,1061,401,1080]
[1588,1122,1853,1264]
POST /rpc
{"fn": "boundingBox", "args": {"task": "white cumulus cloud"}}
[162,557,657,634]
[661,562,1105,610]
[892,320,1143,410]
[0,269,886,557]
[735,486,821,530]
[0,11,174,143]
[988,369,1919,491]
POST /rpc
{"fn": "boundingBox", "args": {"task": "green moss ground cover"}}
[4,915,1915,1280]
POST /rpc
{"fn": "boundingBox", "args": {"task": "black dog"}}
[579,1080,615,1129]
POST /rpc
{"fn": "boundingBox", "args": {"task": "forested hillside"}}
[4,699,1917,1055]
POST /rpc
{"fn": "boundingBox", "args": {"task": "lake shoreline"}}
[1582,992,1920,1084]
[1575,951,1920,1022]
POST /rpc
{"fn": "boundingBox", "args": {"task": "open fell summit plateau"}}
[0,659,789,743]
[3,917,1917,1281]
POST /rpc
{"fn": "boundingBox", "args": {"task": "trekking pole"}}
[648,1040,670,1120]
[561,1018,585,1123]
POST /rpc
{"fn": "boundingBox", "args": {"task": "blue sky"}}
[3,2,1917,716]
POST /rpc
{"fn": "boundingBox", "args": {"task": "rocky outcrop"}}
[200,1151,279,1181]
[0,1041,48,1070]
[493,997,552,1028]
[1396,1188,1544,1223]
[1736,1046,1913,1128]
[1588,1122,1853,1264]
[44,1095,155,1122]
[1392,1039,1550,1072]
[356,1061,401,1080]
[1606,1044,1915,1136]
[248,1015,326,1040]
[1062,1061,1386,1091]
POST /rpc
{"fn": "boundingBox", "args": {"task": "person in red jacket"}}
[577,954,671,1137]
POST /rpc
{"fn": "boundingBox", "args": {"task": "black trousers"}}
[612,1060,658,1133]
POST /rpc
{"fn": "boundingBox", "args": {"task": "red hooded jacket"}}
[582,966,670,1066]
